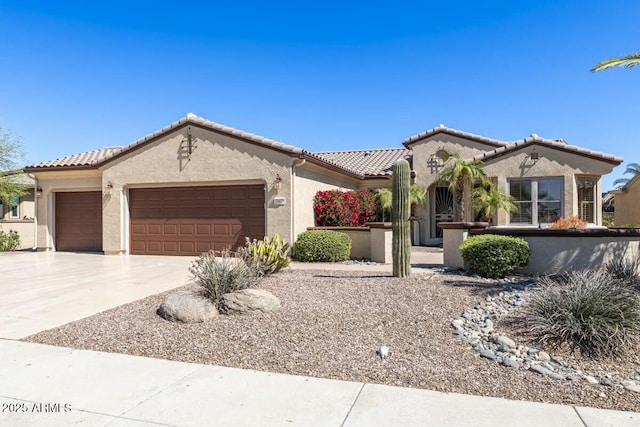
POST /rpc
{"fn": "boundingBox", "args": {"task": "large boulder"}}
[220,289,281,314]
[158,291,218,323]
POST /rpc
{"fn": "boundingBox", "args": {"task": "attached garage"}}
[55,191,103,252]
[129,184,265,255]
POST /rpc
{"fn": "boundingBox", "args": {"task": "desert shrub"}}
[547,215,587,229]
[294,230,351,262]
[602,213,614,228]
[604,257,640,291]
[459,234,530,278]
[0,230,20,252]
[313,189,376,226]
[237,234,290,276]
[189,249,259,304]
[524,269,640,358]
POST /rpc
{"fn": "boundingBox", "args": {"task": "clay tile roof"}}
[472,134,623,165]
[403,124,507,148]
[26,113,305,171]
[111,113,305,161]
[309,148,412,176]
[27,147,123,169]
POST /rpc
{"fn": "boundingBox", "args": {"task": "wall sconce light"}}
[529,148,541,164]
[273,174,282,190]
[182,126,198,157]
[36,187,43,198]
[104,182,114,194]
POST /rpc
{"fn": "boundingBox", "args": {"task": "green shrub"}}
[602,213,614,228]
[459,234,530,278]
[189,249,259,304]
[621,223,640,228]
[294,230,351,262]
[524,269,640,358]
[238,234,291,276]
[604,257,640,291]
[0,230,20,252]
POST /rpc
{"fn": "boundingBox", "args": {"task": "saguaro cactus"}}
[392,159,411,277]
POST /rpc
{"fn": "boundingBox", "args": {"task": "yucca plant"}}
[189,249,259,304]
[238,234,290,276]
[524,269,640,358]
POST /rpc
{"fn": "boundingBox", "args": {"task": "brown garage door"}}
[55,191,103,252]
[129,185,265,255]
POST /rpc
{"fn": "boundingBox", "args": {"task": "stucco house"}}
[0,173,36,250]
[24,113,622,255]
[611,174,640,226]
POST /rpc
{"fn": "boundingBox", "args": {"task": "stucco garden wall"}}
[441,227,640,275]
[101,125,294,254]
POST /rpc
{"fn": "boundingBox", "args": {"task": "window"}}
[508,178,562,225]
[9,196,19,219]
[577,177,596,224]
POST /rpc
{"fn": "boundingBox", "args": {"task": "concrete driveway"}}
[0,252,195,339]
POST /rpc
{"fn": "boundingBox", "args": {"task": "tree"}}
[375,185,427,221]
[613,163,640,188]
[436,152,490,221]
[0,125,28,205]
[591,52,640,72]
[473,185,518,223]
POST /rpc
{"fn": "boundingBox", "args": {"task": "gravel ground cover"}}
[25,269,640,412]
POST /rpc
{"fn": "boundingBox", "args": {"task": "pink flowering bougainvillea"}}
[313,189,376,226]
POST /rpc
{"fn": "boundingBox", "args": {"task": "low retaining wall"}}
[472,228,640,275]
[441,222,640,275]
[0,220,35,250]
[306,223,392,263]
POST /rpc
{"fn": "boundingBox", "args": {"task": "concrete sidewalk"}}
[1,340,638,427]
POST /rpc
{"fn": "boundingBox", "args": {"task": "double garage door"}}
[129,185,265,255]
[55,185,265,255]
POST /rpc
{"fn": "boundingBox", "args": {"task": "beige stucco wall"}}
[101,125,294,254]
[410,137,616,240]
[31,170,102,251]
[0,188,36,250]
[410,135,502,242]
[614,177,640,226]
[292,162,360,243]
[482,145,612,227]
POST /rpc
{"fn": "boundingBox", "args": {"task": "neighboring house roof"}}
[612,171,640,194]
[471,134,623,166]
[0,171,35,186]
[311,148,412,177]
[27,147,123,170]
[403,124,507,148]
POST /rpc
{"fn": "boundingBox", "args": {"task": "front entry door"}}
[433,187,454,238]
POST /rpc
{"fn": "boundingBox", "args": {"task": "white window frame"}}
[507,178,563,226]
[576,176,597,224]
[9,196,19,219]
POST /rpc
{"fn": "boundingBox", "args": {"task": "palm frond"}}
[591,52,640,72]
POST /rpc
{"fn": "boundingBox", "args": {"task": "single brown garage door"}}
[55,191,103,252]
[129,185,265,255]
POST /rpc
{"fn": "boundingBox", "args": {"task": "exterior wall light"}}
[273,174,282,190]
[530,148,541,163]
[36,187,43,198]
[104,182,114,195]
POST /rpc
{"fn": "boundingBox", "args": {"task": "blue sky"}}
[1,1,638,191]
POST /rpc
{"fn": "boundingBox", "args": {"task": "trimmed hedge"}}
[294,230,352,262]
[459,234,530,278]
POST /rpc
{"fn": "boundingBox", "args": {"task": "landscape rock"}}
[157,291,218,323]
[220,288,281,314]
[492,334,516,349]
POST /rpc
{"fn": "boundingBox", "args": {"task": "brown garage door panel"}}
[130,185,265,255]
[56,191,103,252]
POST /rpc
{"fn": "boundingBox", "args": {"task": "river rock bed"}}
[452,274,640,395]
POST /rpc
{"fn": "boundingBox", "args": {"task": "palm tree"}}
[613,163,640,188]
[375,185,427,221]
[473,185,518,224]
[591,52,640,72]
[436,152,490,221]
